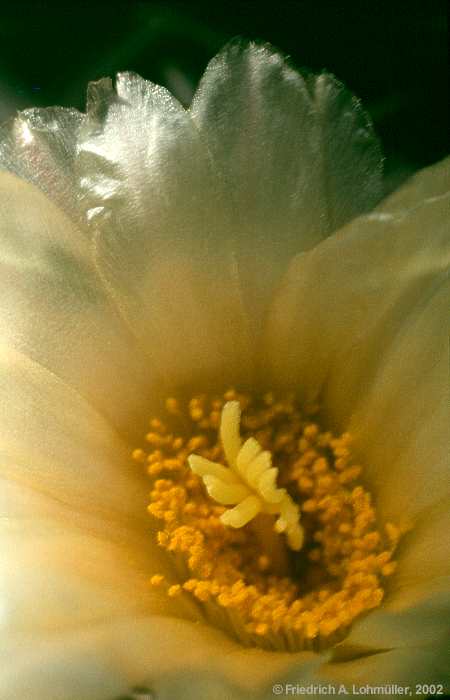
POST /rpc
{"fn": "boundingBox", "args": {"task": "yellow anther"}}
[156,531,169,546]
[298,476,314,492]
[258,555,270,571]
[147,450,162,464]
[298,437,310,452]
[162,458,183,470]
[306,622,319,639]
[149,418,166,432]
[224,389,238,401]
[263,392,275,405]
[385,522,400,544]
[190,407,204,421]
[381,562,397,576]
[303,424,319,440]
[312,457,328,474]
[187,436,207,452]
[172,437,184,450]
[302,499,317,512]
[146,432,163,446]
[165,398,180,414]
[150,574,164,587]
[168,584,182,597]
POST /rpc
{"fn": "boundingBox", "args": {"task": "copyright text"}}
[271,683,444,696]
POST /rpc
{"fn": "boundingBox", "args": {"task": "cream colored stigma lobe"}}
[188,401,304,551]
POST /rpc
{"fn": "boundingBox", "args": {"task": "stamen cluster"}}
[132,390,400,651]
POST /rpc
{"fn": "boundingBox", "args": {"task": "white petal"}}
[332,488,449,659]
[1,616,325,700]
[77,72,253,391]
[341,580,450,653]
[266,159,450,522]
[395,500,450,586]
[323,646,449,688]
[0,522,173,635]
[347,279,449,522]
[0,107,86,227]
[0,635,124,700]
[191,40,382,321]
[0,172,157,436]
[0,472,200,692]
[380,156,450,212]
[0,347,148,526]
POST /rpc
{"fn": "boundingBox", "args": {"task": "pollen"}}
[133,390,401,652]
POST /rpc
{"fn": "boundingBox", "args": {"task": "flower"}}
[0,40,448,700]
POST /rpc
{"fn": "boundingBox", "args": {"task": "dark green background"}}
[0,0,448,189]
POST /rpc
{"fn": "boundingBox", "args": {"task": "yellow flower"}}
[0,41,448,699]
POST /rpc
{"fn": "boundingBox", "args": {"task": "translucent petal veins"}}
[190,41,383,325]
[133,390,401,652]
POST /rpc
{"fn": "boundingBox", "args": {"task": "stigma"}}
[188,401,304,551]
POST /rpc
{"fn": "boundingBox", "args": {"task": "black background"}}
[0,0,448,189]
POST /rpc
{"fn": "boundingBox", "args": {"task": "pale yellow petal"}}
[1,616,325,700]
[380,156,450,212]
[191,40,382,323]
[0,172,154,436]
[266,159,449,523]
[0,521,177,635]
[340,501,450,651]
[346,279,449,523]
[340,580,450,652]
[323,646,449,691]
[395,500,450,586]
[263,162,449,688]
[77,73,253,391]
[0,347,146,525]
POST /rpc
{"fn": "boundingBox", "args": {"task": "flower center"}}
[132,389,400,651]
[188,400,304,553]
